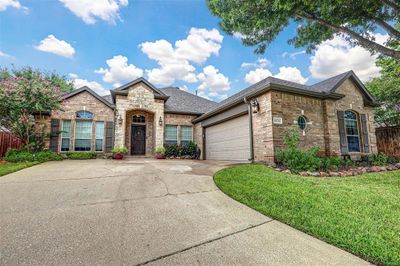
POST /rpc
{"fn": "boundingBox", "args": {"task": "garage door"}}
[205,115,250,161]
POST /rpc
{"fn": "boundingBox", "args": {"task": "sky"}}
[0,0,387,102]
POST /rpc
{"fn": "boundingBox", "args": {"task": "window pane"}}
[345,111,360,152]
[181,126,192,144]
[62,120,71,137]
[95,122,104,151]
[95,139,103,151]
[297,116,306,130]
[75,121,92,151]
[165,125,177,145]
[76,111,94,119]
[347,136,360,152]
[61,138,70,151]
[61,120,71,151]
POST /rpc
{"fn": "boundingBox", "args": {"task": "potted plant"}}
[155,146,166,159]
[112,146,128,160]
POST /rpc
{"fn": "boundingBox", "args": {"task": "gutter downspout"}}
[244,97,254,163]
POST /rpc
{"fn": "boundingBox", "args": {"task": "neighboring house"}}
[42,70,379,163]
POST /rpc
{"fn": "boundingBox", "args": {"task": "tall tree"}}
[0,67,69,150]
[367,33,400,127]
[207,0,400,59]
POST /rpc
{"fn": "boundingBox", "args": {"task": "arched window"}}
[297,116,307,130]
[132,115,145,123]
[345,111,361,152]
[76,110,94,119]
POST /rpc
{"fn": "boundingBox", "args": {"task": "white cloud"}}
[0,0,28,12]
[95,55,143,88]
[0,50,14,59]
[245,66,308,85]
[197,65,230,100]
[180,85,188,92]
[282,50,306,59]
[232,32,245,40]
[34,35,75,58]
[274,66,308,84]
[309,34,389,82]
[241,58,270,69]
[245,68,272,84]
[69,73,109,96]
[59,0,128,24]
[140,28,223,86]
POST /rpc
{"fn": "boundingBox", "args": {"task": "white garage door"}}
[205,115,250,161]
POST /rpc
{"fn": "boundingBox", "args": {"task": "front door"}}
[131,125,146,155]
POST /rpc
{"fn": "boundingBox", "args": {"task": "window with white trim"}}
[75,121,92,151]
[95,121,104,152]
[180,126,193,146]
[61,120,71,151]
[345,111,361,152]
[165,125,178,145]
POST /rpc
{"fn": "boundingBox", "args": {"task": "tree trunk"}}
[372,17,400,39]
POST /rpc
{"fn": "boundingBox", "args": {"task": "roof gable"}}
[63,86,115,109]
[110,77,169,102]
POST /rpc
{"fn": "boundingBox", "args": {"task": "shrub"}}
[155,146,165,155]
[112,146,128,154]
[4,149,63,162]
[65,152,97,160]
[275,128,356,173]
[164,141,199,159]
[361,153,399,166]
[34,150,64,162]
[4,149,35,162]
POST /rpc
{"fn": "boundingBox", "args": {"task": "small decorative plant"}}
[112,146,128,160]
[155,146,166,159]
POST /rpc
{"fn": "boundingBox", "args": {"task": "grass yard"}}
[214,164,400,266]
[0,161,39,177]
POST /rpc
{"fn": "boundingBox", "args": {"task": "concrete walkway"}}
[0,159,368,265]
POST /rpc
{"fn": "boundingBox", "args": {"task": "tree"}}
[367,35,400,127]
[0,67,70,150]
[207,0,400,59]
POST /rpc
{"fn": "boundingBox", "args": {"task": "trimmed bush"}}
[65,152,97,160]
[111,146,128,154]
[164,141,200,159]
[4,149,63,163]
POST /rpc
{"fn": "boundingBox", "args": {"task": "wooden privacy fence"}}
[376,127,400,158]
[0,131,22,158]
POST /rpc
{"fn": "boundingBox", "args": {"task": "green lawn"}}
[214,164,400,266]
[0,162,39,177]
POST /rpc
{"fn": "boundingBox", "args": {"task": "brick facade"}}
[44,90,114,152]
[251,78,377,163]
[164,113,197,146]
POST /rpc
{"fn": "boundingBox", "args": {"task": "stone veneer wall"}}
[44,90,114,152]
[193,123,204,159]
[114,83,164,156]
[164,113,197,145]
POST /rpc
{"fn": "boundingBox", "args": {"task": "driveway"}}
[0,159,367,265]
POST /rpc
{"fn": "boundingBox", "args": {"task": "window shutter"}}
[105,121,114,153]
[49,119,60,152]
[361,114,369,153]
[337,111,348,154]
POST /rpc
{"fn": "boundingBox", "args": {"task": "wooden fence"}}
[0,131,22,158]
[376,127,400,158]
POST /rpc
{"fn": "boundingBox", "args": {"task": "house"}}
[43,70,379,163]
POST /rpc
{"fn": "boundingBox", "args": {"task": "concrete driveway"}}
[0,159,367,265]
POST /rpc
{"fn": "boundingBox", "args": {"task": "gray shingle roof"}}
[102,94,113,104]
[194,70,378,122]
[160,87,218,115]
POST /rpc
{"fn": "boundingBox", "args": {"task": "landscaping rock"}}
[319,172,328,177]
[328,171,339,177]
[380,166,387,171]
[368,166,381,172]
[309,172,320,177]
[387,165,398,171]
[283,169,291,174]
[299,171,308,176]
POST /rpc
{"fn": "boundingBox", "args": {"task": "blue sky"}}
[0,0,385,101]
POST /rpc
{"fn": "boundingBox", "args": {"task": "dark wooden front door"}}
[131,125,146,155]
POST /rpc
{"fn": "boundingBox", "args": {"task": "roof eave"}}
[165,110,203,116]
